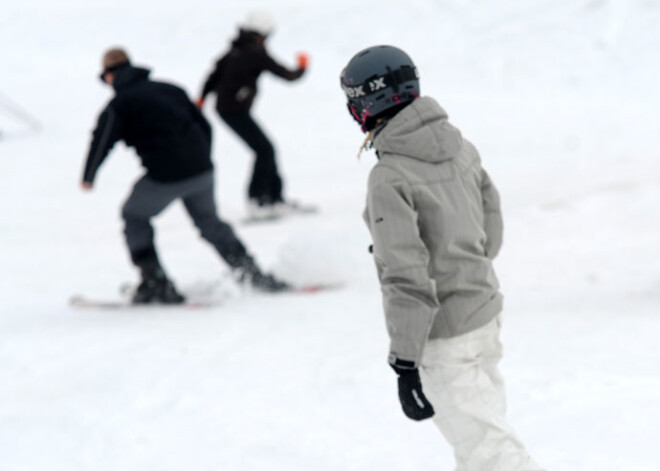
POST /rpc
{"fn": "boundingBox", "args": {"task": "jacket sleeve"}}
[261,51,304,81]
[366,166,439,368]
[82,104,122,184]
[480,168,503,259]
[200,55,227,99]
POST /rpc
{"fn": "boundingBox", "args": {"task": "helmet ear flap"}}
[347,101,372,132]
[347,103,361,125]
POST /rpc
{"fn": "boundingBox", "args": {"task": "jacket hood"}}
[113,66,151,91]
[373,96,462,164]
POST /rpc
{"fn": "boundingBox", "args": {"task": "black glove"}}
[391,364,435,421]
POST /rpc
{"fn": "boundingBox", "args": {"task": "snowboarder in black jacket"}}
[197,10,308,218]
[82,47,289,304]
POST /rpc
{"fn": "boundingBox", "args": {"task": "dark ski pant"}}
[122,170,248,273]
[219,111,283,204]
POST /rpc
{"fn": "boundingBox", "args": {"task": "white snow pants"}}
[419,316,545,471]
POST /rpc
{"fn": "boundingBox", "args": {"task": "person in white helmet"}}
[197,11,309,219]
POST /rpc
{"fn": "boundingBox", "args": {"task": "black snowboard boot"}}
[132,263,185,304]
[132,274,186,304]
[234,256,290,293]
[131,248,185,304]
[249,271,290,293]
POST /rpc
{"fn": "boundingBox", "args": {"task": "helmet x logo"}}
[369,77,386,92]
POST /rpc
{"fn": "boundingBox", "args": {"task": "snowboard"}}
[68,295,218,310]
[242,200,319,225]
[69,282,341,310]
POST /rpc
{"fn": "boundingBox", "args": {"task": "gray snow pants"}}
[121,170,247,270]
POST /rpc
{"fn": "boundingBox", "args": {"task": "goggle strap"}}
[343,65,417,99]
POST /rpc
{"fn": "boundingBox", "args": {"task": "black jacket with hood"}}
[200,30,304,114]
[83,65,213,184]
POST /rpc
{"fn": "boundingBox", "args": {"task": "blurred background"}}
[1,1,659,470]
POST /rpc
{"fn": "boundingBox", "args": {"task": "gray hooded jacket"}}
[363,96,503,367]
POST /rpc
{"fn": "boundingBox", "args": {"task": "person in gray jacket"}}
[340,45,546,471]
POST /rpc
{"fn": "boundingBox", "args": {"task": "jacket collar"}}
[113,66,151,91]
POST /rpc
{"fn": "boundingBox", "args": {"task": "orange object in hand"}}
[297,53,309,70]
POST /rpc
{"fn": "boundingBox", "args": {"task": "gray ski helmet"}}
[340,45,419,132]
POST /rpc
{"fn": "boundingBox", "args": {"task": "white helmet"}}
[241,10,275,36]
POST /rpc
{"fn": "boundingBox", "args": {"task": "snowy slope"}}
[1,1,660,470]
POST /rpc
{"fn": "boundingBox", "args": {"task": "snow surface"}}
[2,0,660,469]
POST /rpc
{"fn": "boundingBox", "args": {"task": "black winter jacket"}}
[83,66,213,184]
[200,30,304,114]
